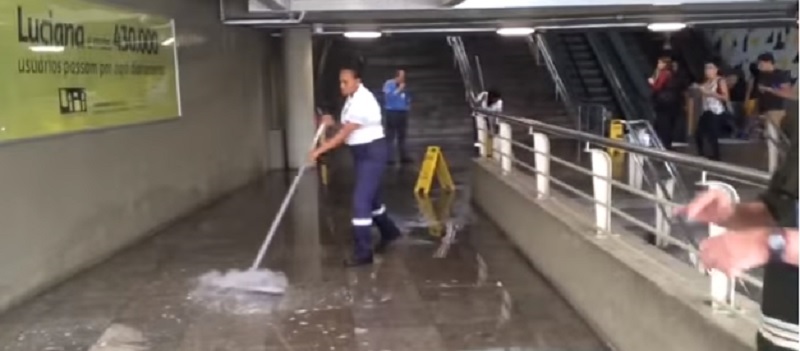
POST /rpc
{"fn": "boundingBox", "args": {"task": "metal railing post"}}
[702,179,741,312]
[588,148,613,236]
[531,128,551,198]
[475,114,489,158]
[499,121,513,174]
[654,177,676,248]
[628,154,644,190]
[766,123,780,173]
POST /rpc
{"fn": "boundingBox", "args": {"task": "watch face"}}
[769,233,787,251]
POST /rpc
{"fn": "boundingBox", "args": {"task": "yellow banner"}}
[0,1,180,142]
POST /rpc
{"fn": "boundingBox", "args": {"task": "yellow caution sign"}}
[414,146,455,196]
[607,119,625,157]
[415,191,456,238]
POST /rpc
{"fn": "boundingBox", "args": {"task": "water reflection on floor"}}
[0,144,607,351]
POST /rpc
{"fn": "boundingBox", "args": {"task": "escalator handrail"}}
[529,34,579,122]
[607,31,656,120]
[585,32,638,120]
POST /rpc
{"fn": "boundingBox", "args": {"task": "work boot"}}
[374,214,401,254]
[347,225,374,267]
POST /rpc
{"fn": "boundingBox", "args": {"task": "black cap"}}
[757,52,775,63]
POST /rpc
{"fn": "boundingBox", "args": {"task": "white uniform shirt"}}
[481,99,503,112]
[342,84,385,145]
[477,91,503,112]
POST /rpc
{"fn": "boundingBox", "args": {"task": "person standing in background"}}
[725,66,748,139]
[754,53,793,173]
[475,89,504,159]
[383,69,412,165]
[649,56,676,150]
[693,59,729,161]
[670,60,692,143]
[477,89,503,113]
[744,62,762,118]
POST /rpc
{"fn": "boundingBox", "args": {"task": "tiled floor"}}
[0,150,608,351]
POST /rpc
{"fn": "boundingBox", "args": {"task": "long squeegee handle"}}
[250,124,327,270]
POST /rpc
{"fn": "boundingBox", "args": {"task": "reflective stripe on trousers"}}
[350,138,390,258]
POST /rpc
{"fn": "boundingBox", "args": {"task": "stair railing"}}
[474,55,486,92]
[447,36,481,106]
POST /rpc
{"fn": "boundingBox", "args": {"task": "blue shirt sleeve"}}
[383,80,396,95]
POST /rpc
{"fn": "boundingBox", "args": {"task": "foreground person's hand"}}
[675,189,735,225]
[700,229,770,276]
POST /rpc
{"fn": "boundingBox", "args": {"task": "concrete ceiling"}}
[222,0,797,30]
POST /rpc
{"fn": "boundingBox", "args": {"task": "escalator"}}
[597,32,655,121]
[547,32,620,117]
[671,28,716,84]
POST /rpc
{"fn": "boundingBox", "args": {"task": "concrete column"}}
[284,29,320,280]
[288,174,322,281]
[283,27,315,169]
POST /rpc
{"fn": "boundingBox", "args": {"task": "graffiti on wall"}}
[706,27,798,84]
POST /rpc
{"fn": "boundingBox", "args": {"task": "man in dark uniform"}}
[680,113,798,350]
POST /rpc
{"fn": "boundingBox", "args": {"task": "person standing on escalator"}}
[649,56,677,150]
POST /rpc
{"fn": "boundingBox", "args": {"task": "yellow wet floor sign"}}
[414,146,455,196]
[607,119,625,157]
[415,191,456,238]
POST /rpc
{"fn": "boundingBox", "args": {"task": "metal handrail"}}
[489,111,769,184]
[482,123,764,291]
[474,55,485,92]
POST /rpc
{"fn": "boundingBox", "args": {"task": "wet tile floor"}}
[0,166,608,351]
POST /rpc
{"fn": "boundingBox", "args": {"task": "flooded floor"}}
[0,149,607,350]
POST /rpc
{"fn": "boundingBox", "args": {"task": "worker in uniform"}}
[310,65,401,267]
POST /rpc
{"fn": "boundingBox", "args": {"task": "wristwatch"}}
[768,229,788,262]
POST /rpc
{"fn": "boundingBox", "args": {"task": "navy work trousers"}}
[349,138,400,259]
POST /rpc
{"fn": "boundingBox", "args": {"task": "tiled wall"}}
[706,27,799,84]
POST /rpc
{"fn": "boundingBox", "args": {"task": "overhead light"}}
[496,27,535,36]
[161,37,175,46]
[343,31,381,39]
[29,46,65,53]
[647,22,686,32]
